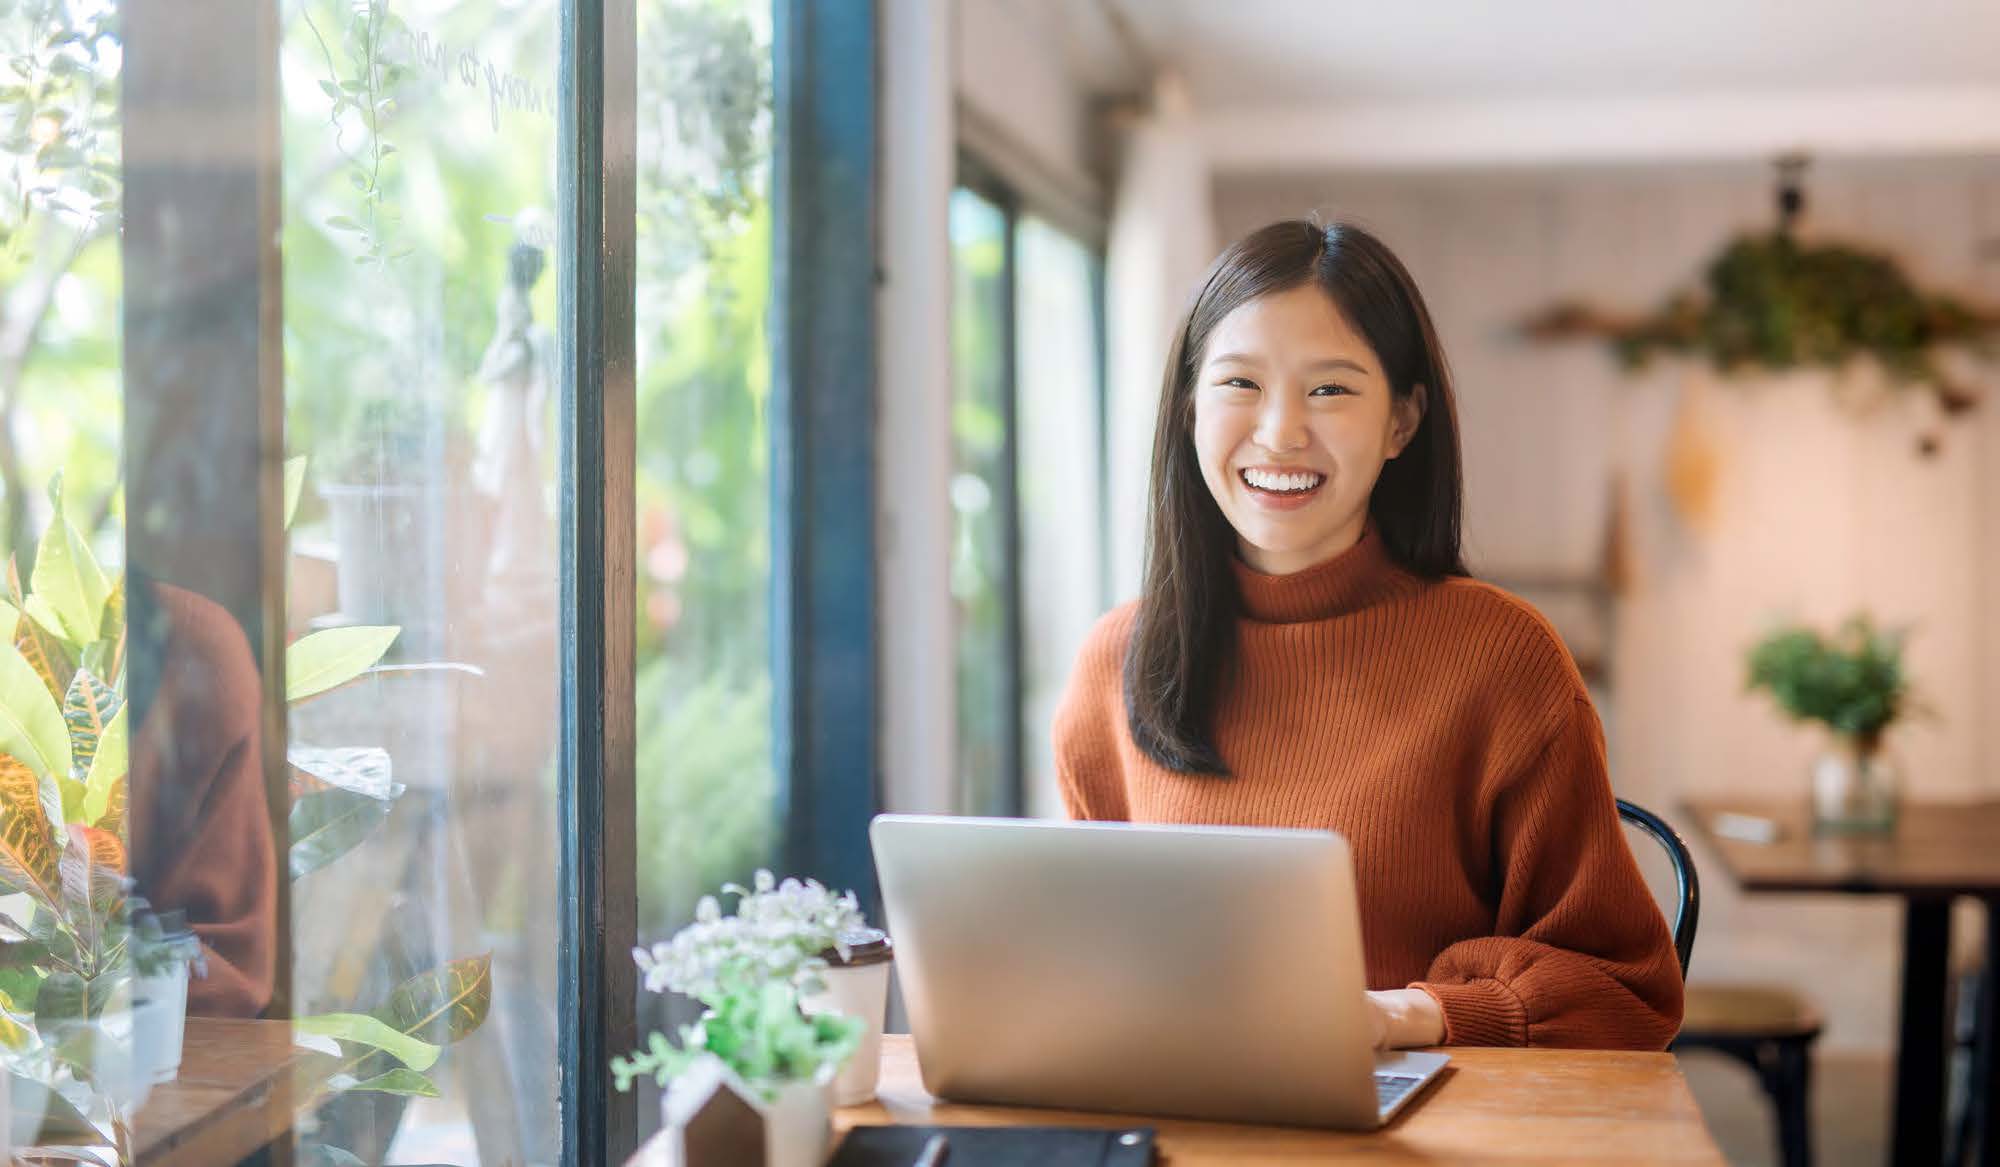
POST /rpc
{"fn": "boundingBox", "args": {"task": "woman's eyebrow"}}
[1204,352,1372,375]
[1301,356,1370,375]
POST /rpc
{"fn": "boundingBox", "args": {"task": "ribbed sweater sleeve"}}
[1052,604,1133,822]
[1412,696,1684,1050]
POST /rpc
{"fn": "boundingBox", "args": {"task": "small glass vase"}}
[1810,736,1899,834]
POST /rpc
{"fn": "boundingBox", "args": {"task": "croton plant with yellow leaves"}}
[0,463,492,1161]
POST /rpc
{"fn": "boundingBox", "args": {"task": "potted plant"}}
[617,872,884,1166]
[1746,614,1912,832]
[317,395,481,660]
[0,467,495,1163]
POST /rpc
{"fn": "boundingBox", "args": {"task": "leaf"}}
[287,746,396,800]
[80,704,124,826]
[16,602,75,704]
[29,474,110,647]
[318,79,340,99]
[57,826,123,954]
[288,789,392,880]
[0,757,58,907]
[94,774,127,838]
[0,598,16,638]
[62,668,119,781]
[87,573,124,681]
[10,1071,98,1145]
[0,642,73,845]
[294,1013,440,1071]
[98,573,124,644]
[286,625,400,703]
[284,456,308,531]
[346,1067,439,1097]
[0,988,32,1050]
[373,954,492,1047]
[33,969,116,1027]
[58,823,124,913]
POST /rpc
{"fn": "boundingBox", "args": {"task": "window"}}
[2,0,874,1162]
[631,0,777,1131]
[277,0,563,1159]
[949,166,1107,820]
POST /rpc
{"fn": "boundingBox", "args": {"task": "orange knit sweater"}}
[1053,525,1684,1050]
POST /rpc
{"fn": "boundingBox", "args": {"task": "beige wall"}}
[1216,158,2000,1051]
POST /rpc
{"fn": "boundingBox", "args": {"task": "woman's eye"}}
[1310,383,1353,397]
[1221,377,1257,390]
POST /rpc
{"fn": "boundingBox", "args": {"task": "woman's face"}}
[1192,282,1424,575]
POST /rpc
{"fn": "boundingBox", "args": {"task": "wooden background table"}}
[1685,798,2000,1167]
[128,1017,333,1167]
[831,1034,1725,1165]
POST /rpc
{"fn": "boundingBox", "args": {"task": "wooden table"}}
[1685,798,2000,1167]
[128,1017,332,1167]
[830,1034,1725,1164]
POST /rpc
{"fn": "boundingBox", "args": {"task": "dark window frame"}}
[772,0,883,913]
[950,151,1110,818]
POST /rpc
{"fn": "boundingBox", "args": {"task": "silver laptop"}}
[869,814,1449,1129]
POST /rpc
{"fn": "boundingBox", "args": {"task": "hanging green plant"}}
[1524,159,2000,455]
[1527,230,1999,418]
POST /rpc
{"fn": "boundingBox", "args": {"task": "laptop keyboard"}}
[1374,1072,1425,1114]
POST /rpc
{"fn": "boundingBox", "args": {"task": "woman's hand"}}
[1366,988,1446,1050]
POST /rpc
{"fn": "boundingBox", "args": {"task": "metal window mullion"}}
[557,0,638,1159]
[773,0,880,911]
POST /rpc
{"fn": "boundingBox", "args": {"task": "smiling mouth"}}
[1239,468,1327,497]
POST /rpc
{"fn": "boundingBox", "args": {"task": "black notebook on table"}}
[828,1124,1158,1167]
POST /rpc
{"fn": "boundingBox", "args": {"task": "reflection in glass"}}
[280,0,560,1160]
[0,0,154,1157]
[948,187,1014,817]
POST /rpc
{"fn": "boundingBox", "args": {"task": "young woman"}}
[1054,219,1682,1051]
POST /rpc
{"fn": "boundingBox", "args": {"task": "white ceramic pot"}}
[133,962,190,1084]
[755,1074,834,1167]
[800,959,892,1106]
[84,998,149,1113]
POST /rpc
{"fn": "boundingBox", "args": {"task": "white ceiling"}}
[1078,0,2000,106]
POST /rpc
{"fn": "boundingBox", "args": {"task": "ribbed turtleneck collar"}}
[1231,522,1400,624]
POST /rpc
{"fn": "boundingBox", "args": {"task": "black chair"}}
[1617,799,1699,975]
[1617,798,1822,1167]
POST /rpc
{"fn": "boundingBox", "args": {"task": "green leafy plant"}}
[612,971,859,1099]
[615,870,865,1098]
[1746,614,1910,751]
[0,462,491,1160]
[300,0,412,266]
[1525,231,2000,454]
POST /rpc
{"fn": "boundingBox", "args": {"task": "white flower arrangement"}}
[632,869,867,1004]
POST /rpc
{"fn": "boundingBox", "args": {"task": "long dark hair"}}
[1124,219,1467,775]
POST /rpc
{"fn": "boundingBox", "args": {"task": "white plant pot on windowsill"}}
[798,929,893,1106]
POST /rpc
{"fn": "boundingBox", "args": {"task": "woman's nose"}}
[1253,391,1308,453]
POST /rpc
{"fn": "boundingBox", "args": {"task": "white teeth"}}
[1241,468,1323,494]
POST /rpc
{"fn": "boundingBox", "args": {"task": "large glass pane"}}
[0,0,135,1156]
[279,0,561,1160]
[1015,217,1103,821]
[629,0,775,1135]
[948,187,1013,817]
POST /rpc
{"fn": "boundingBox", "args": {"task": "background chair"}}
[1617,798,1823,1167]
